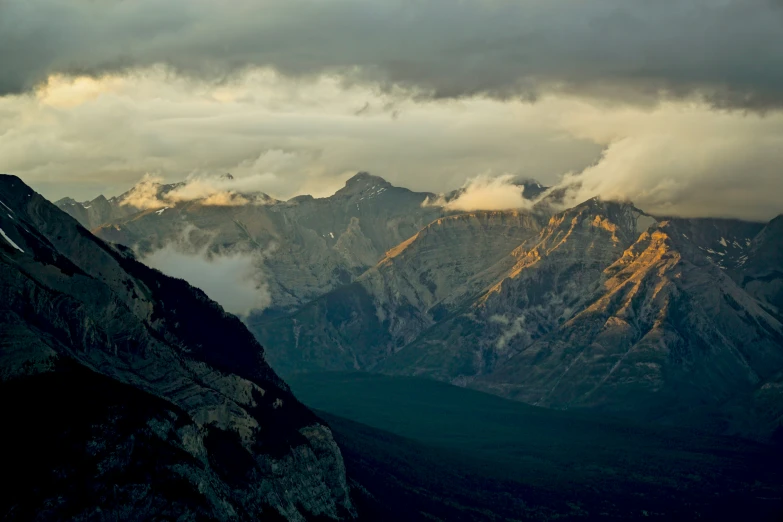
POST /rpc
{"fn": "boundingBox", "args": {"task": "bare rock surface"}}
[1,174,355,521]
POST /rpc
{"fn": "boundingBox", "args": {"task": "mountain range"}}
[55,173,783,441]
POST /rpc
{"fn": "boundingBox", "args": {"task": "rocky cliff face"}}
[476,218,783,430]
[379,200,654,378]
[740,214,783,312]
[54,194,134,230]
[0,175,355,521]
[249,210,545,376]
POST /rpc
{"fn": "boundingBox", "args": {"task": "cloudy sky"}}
[1,0,782,220]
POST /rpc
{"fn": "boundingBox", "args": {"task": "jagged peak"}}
[513,178,549,199]
[543,196,656,246]
[567,196,644,218]
[749,213,783,257]
[766,213,783,229]
[335,171,393,196]
[347,171,387,184]
[286,194,315,204]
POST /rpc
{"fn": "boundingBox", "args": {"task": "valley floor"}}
[288,372,783,522]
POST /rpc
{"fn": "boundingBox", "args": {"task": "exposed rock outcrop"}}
[0,175,355,521]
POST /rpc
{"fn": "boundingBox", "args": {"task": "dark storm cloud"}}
[2,0,783,109]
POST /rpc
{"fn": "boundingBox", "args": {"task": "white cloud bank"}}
[551,101,783,220]
[424,174,535,212]
[120,173,278,209]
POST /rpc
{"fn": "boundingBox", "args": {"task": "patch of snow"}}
[746,239,752,247]
[83,205,91,209]
[329,232,334,239]
[732,241,742,249]
[0,200,12,214]
[155,207,169,215]
[718,237,728,247]
[0,227,24,253]
[683,233,689,239]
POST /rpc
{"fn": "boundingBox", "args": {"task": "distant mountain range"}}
[55,173,783,441]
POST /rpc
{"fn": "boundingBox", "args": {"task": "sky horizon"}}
[2,0,783,220]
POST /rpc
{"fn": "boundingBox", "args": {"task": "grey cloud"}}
[143,246,272,317]
[2,0,783,108]
[140,226,273,316]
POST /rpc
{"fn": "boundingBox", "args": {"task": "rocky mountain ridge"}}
[1,174,355,521]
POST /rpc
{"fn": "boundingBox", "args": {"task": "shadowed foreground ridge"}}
[0,175,355,521]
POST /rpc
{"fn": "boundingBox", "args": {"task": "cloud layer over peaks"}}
[120,174,273,209]
[425,175,536,212]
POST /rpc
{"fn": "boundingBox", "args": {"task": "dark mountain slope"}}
[663,216,764,271]
[741,214,783,312]
[0,175,354,521]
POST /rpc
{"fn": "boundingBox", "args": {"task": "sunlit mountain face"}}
[4,0,783,519]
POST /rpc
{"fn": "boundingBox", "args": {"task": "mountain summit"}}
[334,172,394,197]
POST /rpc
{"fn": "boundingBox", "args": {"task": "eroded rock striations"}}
[0,175,355,521]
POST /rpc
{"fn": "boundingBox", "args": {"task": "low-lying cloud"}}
[551,102,783,220]
[140,227,273,317]
[424,174,535,212]
[120,173,273,209]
